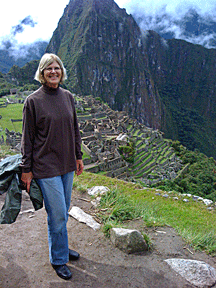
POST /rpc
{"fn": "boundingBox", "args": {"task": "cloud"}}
[1,0,216,63]
[0,38,48,61]
[0,0,69,45]
[11,16,37,36]
[0,16,40,60]
[116,0,216,48]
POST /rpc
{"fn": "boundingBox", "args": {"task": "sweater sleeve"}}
[20,98,36,173]
[71,96,83,160]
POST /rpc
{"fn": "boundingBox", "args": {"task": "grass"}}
[133,130,140,137]
[133,154,151,169]
[0,144,18,158]
[73,171,216,255]
[0,103,23,137]
[0,103,91,162]
[81,147,91,159]
[0,101,215,255]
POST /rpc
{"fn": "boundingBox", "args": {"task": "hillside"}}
[0,175,216,287]
[0,41,48,74]
[46,0,162,130]
[0,91,215,202]
[144,30,216,158]
[2,0,215,159]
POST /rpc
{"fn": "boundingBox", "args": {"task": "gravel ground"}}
[0,190,216,288]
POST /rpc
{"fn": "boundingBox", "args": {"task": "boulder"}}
[110,228,148,254]
[165,258,216,287]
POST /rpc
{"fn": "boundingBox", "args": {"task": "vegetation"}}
[0,77,16,97]
[81,147,91,159]
[74,171,216,255]
[0,41,47,74]
[0,73,39,99]
[0,103,23,137]
[0,89,215,256]
[151,141,216,202]
[0,144,18,158]
[119,139,135,163]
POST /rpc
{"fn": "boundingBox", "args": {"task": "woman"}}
[21,53,84,280]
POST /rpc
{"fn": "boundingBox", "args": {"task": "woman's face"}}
[43,60,62,88]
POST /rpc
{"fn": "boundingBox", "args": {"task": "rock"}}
[165,258,216,287]
[116,134,128,143]
[87,186,110,207]
[87,186,109,196]
[202,199,213,206]
[110,228,148,254]
[69,206,101,231]
[19,209,34,215]
[170,171,177,179]
[90,196,101,207]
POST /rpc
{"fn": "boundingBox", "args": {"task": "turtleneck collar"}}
[41,84,60,95]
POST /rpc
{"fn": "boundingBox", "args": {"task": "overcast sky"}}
[1,0,216,50]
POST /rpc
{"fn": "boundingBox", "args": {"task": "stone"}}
[165,258,216,287]
[110,228,148,254]
[202,199,213,206]
[69,206,101,231]
[116,133,129,144]
[87,186,109,196]
[91,196,101,207]
[170,171,177,179]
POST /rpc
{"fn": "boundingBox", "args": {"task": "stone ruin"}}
[5,128,22,150]
[79,97,130,180]
[1,93,184,185]
[75,95,183,183]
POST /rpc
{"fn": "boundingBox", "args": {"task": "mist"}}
[1,0,216,74]
[0,15,48,73]
[117,0,216,48]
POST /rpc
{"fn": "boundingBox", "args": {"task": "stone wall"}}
[1,93,182,184]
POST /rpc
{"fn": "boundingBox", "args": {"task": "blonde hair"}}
[34,53,67,84]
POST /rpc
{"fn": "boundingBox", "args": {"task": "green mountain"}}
[46,0,216,159]
[3,0,216,158]
[144,30,216,158]
[46,0,162,130]
[0,41,48,74]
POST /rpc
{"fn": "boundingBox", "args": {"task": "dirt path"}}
[0,190,216,288]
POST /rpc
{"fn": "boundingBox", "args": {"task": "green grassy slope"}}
[74,172,216,255]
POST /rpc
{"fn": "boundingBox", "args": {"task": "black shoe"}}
[69,249,80,261]
[52,264,72,280]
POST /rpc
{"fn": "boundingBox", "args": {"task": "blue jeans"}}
[36,172,74,265]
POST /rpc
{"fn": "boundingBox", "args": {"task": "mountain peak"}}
[46,0,162,130]
[38,0,216,158]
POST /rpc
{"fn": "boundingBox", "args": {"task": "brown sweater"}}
[21,85,82,179]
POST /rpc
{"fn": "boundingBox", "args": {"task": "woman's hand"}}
[21,172,33,193]
[76,159,84,176]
